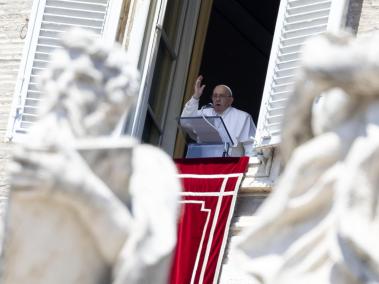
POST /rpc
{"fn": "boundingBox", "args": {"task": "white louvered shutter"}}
[7,0,122,140]
[255,0,347,147]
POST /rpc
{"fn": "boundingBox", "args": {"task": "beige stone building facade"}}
[0,0,33,217]
[1,0,379,282]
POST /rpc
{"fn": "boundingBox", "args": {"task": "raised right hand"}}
[193,75,205,99]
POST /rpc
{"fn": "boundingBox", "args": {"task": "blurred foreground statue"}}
[1,29,181,284]
[230,32,379,284]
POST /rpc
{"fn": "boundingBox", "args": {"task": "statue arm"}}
[10,144,132,264]
[112,144,181,284]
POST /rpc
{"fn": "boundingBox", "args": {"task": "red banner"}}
[171,157,249,284]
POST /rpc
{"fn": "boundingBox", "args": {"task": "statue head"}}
[38,28,140,137]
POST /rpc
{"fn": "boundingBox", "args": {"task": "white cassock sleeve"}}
[238,114,256,143]
[181,97,201,117]
[240,115,256,156]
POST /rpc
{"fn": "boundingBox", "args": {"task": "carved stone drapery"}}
[230,32,379,284]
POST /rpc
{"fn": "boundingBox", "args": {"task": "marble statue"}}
[230,32,379,284]
[1,29,181,284]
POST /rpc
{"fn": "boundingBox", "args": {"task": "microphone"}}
[202,103,214,109]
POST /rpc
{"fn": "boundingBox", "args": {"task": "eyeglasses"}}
[212,94,232,99]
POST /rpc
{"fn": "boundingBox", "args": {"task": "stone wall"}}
[0,0,33,213]
[357,0,379,35]
[346,0,379,35]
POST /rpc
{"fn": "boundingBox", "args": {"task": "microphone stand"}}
[200,103,218,132]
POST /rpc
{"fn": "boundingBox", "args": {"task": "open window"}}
[129,0,282,157]
[148,0,348,157]
[196,0,281,127]
[173,0,282,157]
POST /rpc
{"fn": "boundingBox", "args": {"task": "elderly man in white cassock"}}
[181,75,256,155]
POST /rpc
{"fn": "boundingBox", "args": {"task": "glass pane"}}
[142,0,186,146]
[142,111,162,145]
[148,41,173,124]
[162,0,186,45]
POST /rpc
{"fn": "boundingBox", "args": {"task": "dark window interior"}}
[198,0,280,123]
